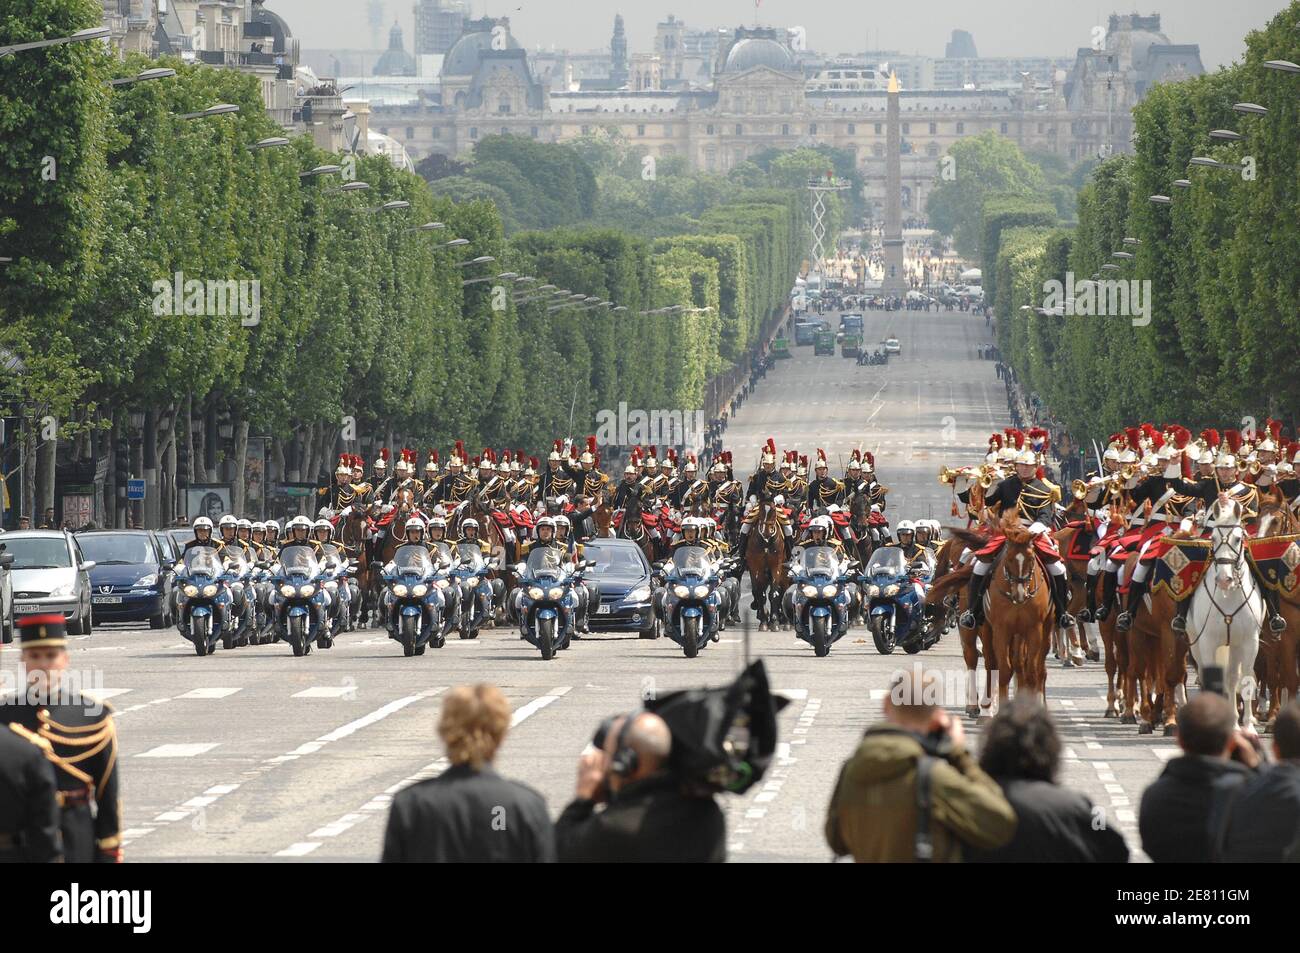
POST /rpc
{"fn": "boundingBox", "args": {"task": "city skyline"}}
[272,0,1281,71]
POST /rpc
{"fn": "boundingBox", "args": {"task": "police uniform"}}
[0,616,122,863]
[0,720,62,862]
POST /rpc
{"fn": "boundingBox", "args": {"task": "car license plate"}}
[597,604,612,614]
[15,604,39,614]
[92,596,123,605]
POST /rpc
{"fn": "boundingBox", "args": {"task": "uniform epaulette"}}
[9,722,53,754]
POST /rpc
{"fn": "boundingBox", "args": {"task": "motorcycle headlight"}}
[883,584,900,597]
[435,579,449,589]
[202,584,219,598]
[279,584,295,598]
[392,584,409,597]
[467,576,480,587]
[547,586,564,600]
[527,586,545,600]
[412,584,428,598]
[802,584,819,598]
[134,573,158,588]
[673,584,690,598]
[299,584,316,598]
[822,584,838,598]
[184,585,200,598]
[627,586,651,602]
[866,585,879,598]
[325,580,338,591]
[693,584,710,598]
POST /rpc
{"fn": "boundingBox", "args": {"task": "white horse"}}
[1185,496,1262,733]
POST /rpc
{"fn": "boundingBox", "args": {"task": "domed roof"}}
[442,25,522,77]
[375,21,415,76]
[724,36,795,74]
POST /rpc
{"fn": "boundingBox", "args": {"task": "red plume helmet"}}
[380,447,390,463]
[587,435,597,453]
[1125,428,1142,453]
[864,451,875,469]
[1200,428,1219,450]
[1224,429,1243,453]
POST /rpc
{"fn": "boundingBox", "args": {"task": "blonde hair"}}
[438,684,511,768]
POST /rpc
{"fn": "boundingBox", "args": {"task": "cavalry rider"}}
[740,438,794,546]
[612,454,642,509]
[318,454,363,515]
[673,455,710,510]
[577,437,609,502]
[475,450,508,508]
[777,451,797,500]
[368,449,393,505]
[807,449,844,513]
[541,440,581,501]
[637,446,660,498]
[655,449,678,499]
[857,452,888,515]
[960,435,1076,631]
[1074,433,1125,623]
[420,450,443,509]
[392,448,425,501]
[349,456,373,506]
[709,452,744,547]
[434,443,478,508]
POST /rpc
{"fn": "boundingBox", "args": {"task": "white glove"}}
[774,495,785,506]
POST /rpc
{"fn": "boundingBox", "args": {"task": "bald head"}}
[605,712,672,789]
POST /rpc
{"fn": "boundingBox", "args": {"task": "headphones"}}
[606,713,640,778]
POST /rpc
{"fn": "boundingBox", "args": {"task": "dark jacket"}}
[966,777,1129,863]
[555,774,726,863]
[1219,760,1300,862]
[0,725,62,863]
[825,727,1016,863]
[1138,754,1253,863]
[381,764,555,863]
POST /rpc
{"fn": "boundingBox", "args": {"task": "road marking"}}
[728,691,814,855]
[137,743,220,758]
[177,687,242,700]
[273,686,572,857]
[85,688,133,701]
[292,686,357,698]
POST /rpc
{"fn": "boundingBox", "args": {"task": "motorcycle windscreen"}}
[671,546,712,576]
[799,545,843,576]
[455,542,486,568]
[866,546,908,577]
[280,544,321,578]
[183,548,223,577]
[525,546,566,578]
[392,544,434,576]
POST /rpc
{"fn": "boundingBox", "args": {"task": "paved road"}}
[8,308,1167,861]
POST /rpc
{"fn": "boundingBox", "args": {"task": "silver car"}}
[4,530,96,635]
[0,537,12,644]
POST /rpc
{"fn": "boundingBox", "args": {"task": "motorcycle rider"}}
[455,517,499,633]
[182,516,224,556]
[895,520,923,560]
[264,519,281,550]
[216,514,253,562]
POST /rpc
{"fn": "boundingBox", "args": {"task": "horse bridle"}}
[1000,547,1040,604]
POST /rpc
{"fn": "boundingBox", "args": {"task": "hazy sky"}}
[269,0,1285,71]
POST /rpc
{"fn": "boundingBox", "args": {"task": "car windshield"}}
[672,546,712,574]
[280,544,321,577]
[76,533,154,566]
[582,543,648,575]
[182,547,223,577]
[867,546,907,576]
[393,545,434,575]
[3,536,72,570]
[800,545,842,574]
[526,547,568,575]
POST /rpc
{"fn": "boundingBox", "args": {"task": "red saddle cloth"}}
[490,510,512,528]
[1060,521,1094,560]
[510,508,535,530]
[975,532,1060,562]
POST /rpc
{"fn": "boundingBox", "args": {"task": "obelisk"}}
[882,70,906,297]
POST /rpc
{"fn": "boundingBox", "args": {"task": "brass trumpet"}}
[978,464,1001,489]
[938,466,966,485]
[1248,458,1263,476]
[1071,479,1089,500]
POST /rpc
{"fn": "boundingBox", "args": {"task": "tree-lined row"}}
[988,2,1300,441]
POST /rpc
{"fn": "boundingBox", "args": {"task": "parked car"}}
[75,529,175,628]
[0,539,13,644]
[165,527,195,555]
[793,320,818,346]
[3,530,95,634]
[581,538,656,637]
[883,337,902,355]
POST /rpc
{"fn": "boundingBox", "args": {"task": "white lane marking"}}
[277,686,573,855]
[85,688,133,701]
[293,686,357,698]
[728,692,814,855]
[137,743,220,758]
[123,687,446,848]
[1152,746,1180,762]
[177,687,242,700]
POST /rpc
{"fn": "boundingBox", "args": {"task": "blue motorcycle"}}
[513,546,583,660]
[788,545,857,658]
[317,541,353,645]
[175,547,235,657]
[860,546,928,655]
[381,543,447,656]
[271,543,329,657]
[452,542,496,640]
[657,546,724,658]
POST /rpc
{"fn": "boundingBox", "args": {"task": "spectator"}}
[1218,701,1300,861]
[39,508,55,529]
[17,517,31,530]
[1138,693,1257,863]
[966,699,1128,863]
[555,711,725,863]
[381,684,555,863]
[824,667,1016,862]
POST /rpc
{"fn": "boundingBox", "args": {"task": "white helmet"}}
[809,514,833,536]
[553,514,571,532]
[313,518,333,533]
[461,517,479,532]
[265,520,280,534]
[251,521,266,533]
[218,514,238,530]
[236,518,252,531]
[427,515,447,531]
[535,516,556,533]
[286,515,313,534]
[404,516,426,536]
[192,516,214,531]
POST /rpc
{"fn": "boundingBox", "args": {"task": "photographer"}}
[1218,700,1300,861]
[1138,691,1258,863]
[824,667,1016,862]
[555,712,726,863]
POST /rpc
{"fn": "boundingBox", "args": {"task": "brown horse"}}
[927,559,996,717]
[745,501,787,632]
[338,505,372,626]
[1255,501,1300,727]
[951,513,1054,706]
[1053,523,1098,665]
[593,485,613,538]
[1119,551,1188,736]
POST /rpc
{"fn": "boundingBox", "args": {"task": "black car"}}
[581,538,656,637]
[75,530,175,627]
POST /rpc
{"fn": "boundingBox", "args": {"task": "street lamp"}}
[1148,194,1172,205]
[248,136,290,150]
[179,103,240,120]
[0,25,110,58]
[1122,237,1142,246]
[1233,102,1268,116]
[405,222,445,233]
[1189,156,1232,171]
[300,164,342,178]
[455,256,495,267]
[107,67,176,87]
[372,199,410,213]
[1263,60,1300,74]
[436,238,470,249]
[1208,129,1243,142]
[461,277,496,287]
[1171,179,1191,189]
